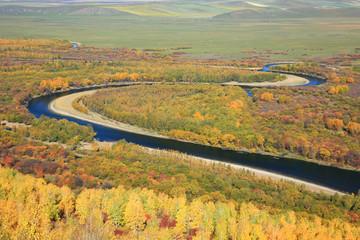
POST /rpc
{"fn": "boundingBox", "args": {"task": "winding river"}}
[27,65,360,194]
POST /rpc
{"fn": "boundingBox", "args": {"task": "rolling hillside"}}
[213,7,360,19]
[1,0,359,18]
[0,5,135,16]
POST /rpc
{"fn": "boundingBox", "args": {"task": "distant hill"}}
[214,1,255,8]
[68,7,131,16]
[267,0,316,8]
[0,0,359,18]
[0,5,135,16]
[209,0,360,8]
[213,7,360,19]
[0,0,359,8]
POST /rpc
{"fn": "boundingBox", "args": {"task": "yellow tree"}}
[260,92,274,101]
[188,199,205,230]
[15,191,51,240]
[124,192,147,232]
[137,51,143,57]
[214,215,228,240]
[104,188,127,228]
[347,121,360,135]
[347,77,355,83]
[227,217,238,240]
[76,189,103,225]
[130,73,139,82]
[333,76,340,83]
[172,197,187,238]
[0,198,19,238]
[251,224,267,240]
[40,80,48,88]
[59,186,75,219]
[328,86,336,94]
[141,189,159,217]
[203,201,215,234]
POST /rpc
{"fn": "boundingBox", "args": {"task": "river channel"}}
[27,65,360,194]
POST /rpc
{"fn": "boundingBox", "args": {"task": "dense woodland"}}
[3,127,360,239]
[1,38,360,239]
[2,166,360,239]
[0,38,281,125]
[82,84,360,168]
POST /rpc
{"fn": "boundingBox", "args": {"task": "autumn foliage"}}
[271,63,359,84]
[40,77,69,91]
[82,84,360,168]
[347,122,360,135]
[1,38,360,238]
[1,166,360,239]
[326,118,344,130]
[328,85,349,94]
[260,92,274,101]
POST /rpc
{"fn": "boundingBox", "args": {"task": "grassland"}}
[105,3,234,17]
[0,14,359,60]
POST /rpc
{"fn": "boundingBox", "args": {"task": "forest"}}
[2,166,360,239]
[0,38,279,125]
[81,84,360,169]
[2,127,360,239]
[1,38,360,239]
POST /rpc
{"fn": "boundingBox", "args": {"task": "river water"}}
[27,66,360,194]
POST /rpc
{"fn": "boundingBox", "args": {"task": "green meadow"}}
[0,14,359,60]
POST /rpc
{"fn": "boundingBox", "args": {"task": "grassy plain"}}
[0,15,359,60]
[105,3,233,17]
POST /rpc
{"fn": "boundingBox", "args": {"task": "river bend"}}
[27,65,360,194]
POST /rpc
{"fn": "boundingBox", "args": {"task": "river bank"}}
[49,73,309,138]
[49,90,167,139]
[50,89,342,195]
[222,74,309,87]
